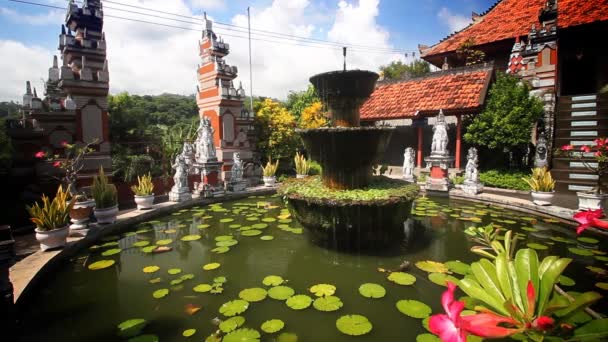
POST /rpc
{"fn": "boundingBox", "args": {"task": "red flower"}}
[60,140,68,147]
[595,151,603,157]
[561,145,574,151]
[594,138,604,147]
[573,209,608,234]
[53,161,61,168]
[532,316,554,331]
[35,151,45,158]
[580,145,591,153]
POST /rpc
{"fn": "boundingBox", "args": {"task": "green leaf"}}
[276,332,298,342]
[152,288,169,299]
[223,328,260,342]
[416,333,442,342]
[495,253,513,304]
[268,286,295,300]
[309,284,336,297]
[261,319,285,333]
[263,275,284,286]
[203,262,221,270]
[514,248,539,314]
[428,273,459,287]
[538,257,571,315]
[387,272,416,285]
[459,277,508,316]
[219,299,249,317]
[101,248,121,256]
[168,268,181,275]
[569,318,608,341]
[358,283,386,298]
[336,315,373,336]
[88,260,115,270]
[555,291,602,319]
[286,295,312,310]
[127,334,158,342]
[193,284,212,293]
[241,229,262,236]
[313,296,343,312]
[182,329,196,337]
[181,234,201,241]
[470,259,505,305]
[239,288,268,302]
[219,316,245,333]
[117,318,147,338]
[415,260,448,273]
[396,300,432,318]
[445,261,471,275]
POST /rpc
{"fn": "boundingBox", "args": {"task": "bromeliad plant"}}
[26,185,75,231]
[262,158,279,177]
[560,138,608,194]
[131,173,154,196]
[92,167,118,209]
[294,152,310,176]
[431,225,607,342]
[522,167,555,192]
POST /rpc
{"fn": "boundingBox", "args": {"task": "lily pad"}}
[577,237,600,244]
[309,284,336,297]
[416,333,442,342]
[229,224,242,229]
[101,248,121,256]
[181,273,195,280]
[239,288,268,302]
[428,273,460,287]
[415,260,448,273]
[262,217,276,222]
[396,300,432,318]
[595,282,608,290]
[212,246,230,254]
[559,275,576,287]
[358,283,386,299]
[445,261,471,275]
[268,286,295,300]
[193,284,213,293]
[215,235,235,241]
[141,245,158,253]
[88,260,115,270]
[181,235,201,241]
[252,223,269,229]
[276,332,298,342]
[214,276,227,284]
[286,294,312,310]
[313,296,343,312]
[387,272,417,285]
[569,247,595,256]
[170,279,183,286]
[241,229,262,237]
[203,263,221,270]
[223,328,260,342]
[152,288,169,299]
[219,299,250,317]
[198,224,210,229]
[127,334,159,342]
[168,268,182,275]
[149,277,161,284]
[527,243,548,250]
[261,319,285,333]
[117,318,147,338]
[336,315,372,336]
[182,329,196,337]
[132,240,150,247]
[263,275,285,286]
[220,218,235,223]
[219,316,246,333]
[143,265,160,273]
[216,240,238,247]
[260,235,274,241]
[156,239,173,245]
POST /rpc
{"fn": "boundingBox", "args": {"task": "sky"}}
[0,0,497,102]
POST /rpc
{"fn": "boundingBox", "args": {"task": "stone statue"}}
[232,153,243,182]
[169,154,192,202]
[534,133,548,168]
[195,116,217,163]
[464,147,479,184]
[181,142,196,171]
[431,110,449,157]
[402,147,416,183]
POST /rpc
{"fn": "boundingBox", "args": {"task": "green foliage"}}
[464,74,543,150]
[114,154,155,183]
[522,167,555,192]
[456,38,486,66]
[0,118,12,173]
[0,101,21,118]
[308,160,322,175]
[278,176,419,203]
[298,101,328,129]
[131,173,154,196]
[262,158,279,177]
[92,167,118,209]
[254,99,300,159]
[294,152,310,175]
[379,60,431,80]
[285,85,320,121]
[479,169,529,191]
[26,185,74,231]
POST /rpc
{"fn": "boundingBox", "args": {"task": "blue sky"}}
[0,0,497,101]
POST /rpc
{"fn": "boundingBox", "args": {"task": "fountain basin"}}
[298,126,395,190]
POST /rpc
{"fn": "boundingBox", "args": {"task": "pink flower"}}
[532,316,554,331]
[580,145,591,153]
[53,161,61,168]
[561,145,574,151]
[60,140,68,147]
[35,151,45,158]
[573,209,608,234]
[595,151,603,157]
[594,138,604,147]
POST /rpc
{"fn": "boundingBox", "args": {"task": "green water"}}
[16,195,608,341]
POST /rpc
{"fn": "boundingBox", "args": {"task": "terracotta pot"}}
[531,191,555,206]
[35,225,69,251]
[94,205,119,224]
[577,192,608,211]
[263,176,276,187]
[134,194,155,210]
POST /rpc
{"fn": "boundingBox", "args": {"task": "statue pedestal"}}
[403,175,417,183]
[169,187,192,202]
[227,180,247,192]
[424,155,454,192]
[461,181,484,195]
[195,160,224,191]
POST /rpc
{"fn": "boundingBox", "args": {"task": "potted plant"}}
[294,152,310,179]
[262,158,279,187]
[131,173,155,210]
[561,138,608,210]
[26,185,75,251]
[92,167,118,224]
[522,167,555,206]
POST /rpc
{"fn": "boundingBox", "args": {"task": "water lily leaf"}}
[261,319,284,333]
[88,260,115,270]
[216,240,238,247]
[212,246,230,254]
[149,277,161,284]
[241,229,262,236]
[143,265,160,273]
[168,268,182,275]
[181,235,201,241]
[229,224,242,229]
[198,224,210,229]
[313,296,343,312]
[101,248,121,256]
[215,235,234,241]
[252,223,269,229]
[445,261,471,275]
[276,332,298,342]
[181,273,195,280]
[396,300,432,318]
[220,218,235,223]
[152,288,169,299]
[219,299,249,317]
[101,241,119,247]
[117,318,147,338]
[595,283,608,290]
[141,245,158,253]
[239,288,268,302]
[263,275,285,286]
[170,279,183,286]
[387,272,417,285]
[132,240,150,247]
[260,235,274,241]
[286,294,312,310]
[203,263,221,270]
[268,286,294,300]
[219,316,245,333]
[309,284,336,297]
[214,276,227,283]
[127,334,159,342]
[595,256,608,262]
[428,273,460,287]
[246,217,259,221]
[577,237,599,244]
[193,284,212,293]
[527,243,548,250]
[262,217,276,222]
[336,315,372,336]
[223,328,260,342]
[358,283,386,299]
[416,333,441,342]
[569,248,594,256]
[182,329,196,337]
[156,239,173,245]
[559,275,576,287]
[415,261,448,273]
[587,266,607,276]
[210,287,224,294]
[164,229,177,234]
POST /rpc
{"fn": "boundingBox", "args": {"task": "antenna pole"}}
[343,47,347,71]
[247,7,254,115]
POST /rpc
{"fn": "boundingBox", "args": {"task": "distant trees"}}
[285,85,320,122]
[299,101,328,129]
[254,98,300,160]
[379,60,431,80]
[0,101,21,118]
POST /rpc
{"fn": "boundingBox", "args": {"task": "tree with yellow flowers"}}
[254,98,300,160]
[299,101,329,129]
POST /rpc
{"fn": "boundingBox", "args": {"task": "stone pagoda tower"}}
[196,15,256,182]
[11,0,111,182]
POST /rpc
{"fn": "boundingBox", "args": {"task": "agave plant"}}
[92,167,118,209]
[131,173,154,196]
[522,167,555,192]
[262,158,279,177]
[294,152,310,176]
[26,185,75,231]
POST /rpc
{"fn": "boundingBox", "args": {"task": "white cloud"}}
[0,7,63,26]
[437,7,471,33]
[0,40,54,102]
[190,0,225,10]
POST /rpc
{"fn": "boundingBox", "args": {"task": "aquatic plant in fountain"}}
[279,69,419,249]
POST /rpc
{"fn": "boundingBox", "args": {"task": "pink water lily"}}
[573,209,608,234]
[34,151,45,158]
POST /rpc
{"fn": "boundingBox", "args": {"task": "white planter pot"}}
[531,191,555,206]
[134,194,155,210]
[35,225,69,251]
[577,192,608,211]
[263,176,276,187]
[94,205,119,224]
[296,174,306,179]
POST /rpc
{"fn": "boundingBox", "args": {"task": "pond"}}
[16,194,608,341]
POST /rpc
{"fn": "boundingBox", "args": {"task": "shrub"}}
[522,167,555,192]
[92,167,118,209]
[262,158,279,177]
[479,169,529,191]
[26,185,75,231]
[294,152,311,175]
[131,173,154,196]
[308,161,322,175]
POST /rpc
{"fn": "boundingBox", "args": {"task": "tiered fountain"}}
[279,70,419,250]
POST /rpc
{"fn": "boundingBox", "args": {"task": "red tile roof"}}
[422,0,608,58]
[360,66,493,121]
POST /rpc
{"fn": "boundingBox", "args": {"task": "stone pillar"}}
[416,126,423,168]
[455,115,462,169]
